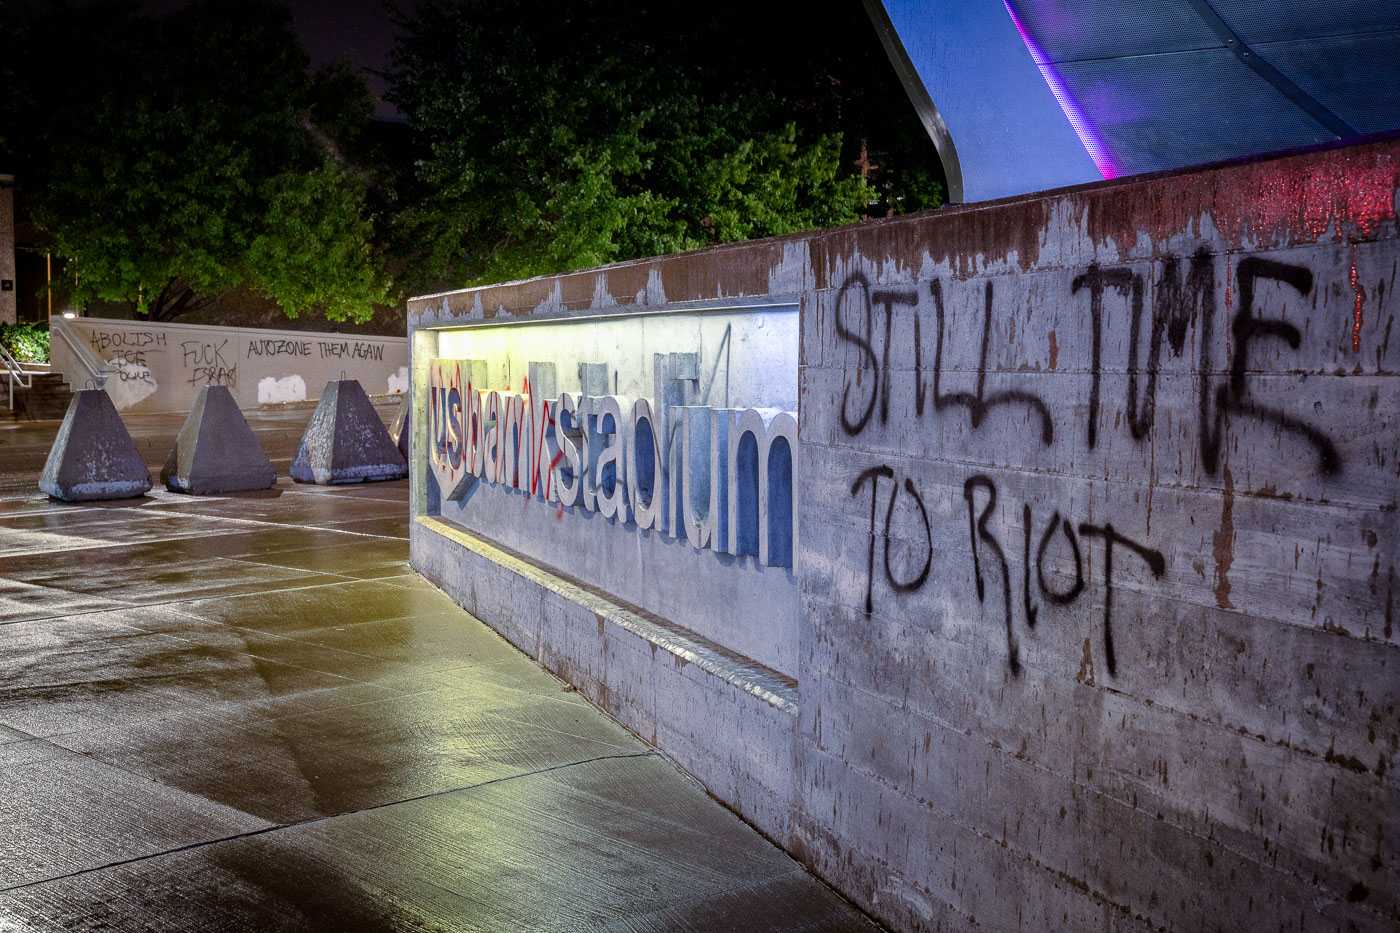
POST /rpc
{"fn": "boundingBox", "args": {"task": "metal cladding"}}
[38,389,152,501]
[160,385,275,495]
[291,379,408,485]
[390,394,410,461]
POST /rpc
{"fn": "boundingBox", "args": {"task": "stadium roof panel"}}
[871,0,1400,201]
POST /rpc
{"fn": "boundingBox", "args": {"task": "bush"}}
[0,322,50,364]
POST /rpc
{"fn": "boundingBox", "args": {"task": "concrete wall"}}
[0,178,15,326]
[408,137,1399,932]
[51,316,408,413]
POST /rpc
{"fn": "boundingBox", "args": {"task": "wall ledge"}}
[415,516,799,716]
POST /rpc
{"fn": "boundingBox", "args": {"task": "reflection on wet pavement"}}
[0,411,873,931]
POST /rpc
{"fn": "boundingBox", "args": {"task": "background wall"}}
[51,316,408,413]
[0,180,15,326]
[409,136,1398,933]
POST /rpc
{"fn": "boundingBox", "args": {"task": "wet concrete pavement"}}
[0,409,874,931]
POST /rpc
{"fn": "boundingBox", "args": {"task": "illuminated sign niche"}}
[428,355,797,568]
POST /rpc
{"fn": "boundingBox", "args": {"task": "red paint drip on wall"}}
[1350,242,1366,352]
[1224,256,1233,350]
[1231,162,1396,245]
[1081,147,1399,254]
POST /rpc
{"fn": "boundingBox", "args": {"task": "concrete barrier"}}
[408,137,1400,933]
[39,389,152,500]
[291,379,408,484]
[161,385,275,494]
[49,316,408,414]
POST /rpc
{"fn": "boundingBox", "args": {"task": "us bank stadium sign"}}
[427,354,798,568]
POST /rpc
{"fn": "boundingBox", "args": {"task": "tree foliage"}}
[0,0,390,322]
[0,322,49,365]
[389,0,944,288]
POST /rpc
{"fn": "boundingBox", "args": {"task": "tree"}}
[388,0,944,289]
[0,0,390,322]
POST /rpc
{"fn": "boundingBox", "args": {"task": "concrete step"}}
[4,373,74,422]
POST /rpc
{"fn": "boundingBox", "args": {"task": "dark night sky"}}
[11,0,411,119]
[287,0,407,119]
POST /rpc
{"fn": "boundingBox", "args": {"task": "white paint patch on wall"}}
[257,374,306,405]
[387,365,409,394]
[103,357,158,409]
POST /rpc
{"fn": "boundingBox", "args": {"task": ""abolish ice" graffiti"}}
[427,356,797,568]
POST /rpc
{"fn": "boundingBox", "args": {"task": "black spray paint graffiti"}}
[835,274,1053,443]
[855,469,1164,677]
[1028,504,1084,623]
[1071,252,1202,445]
[933,280,1054,445]
[834,254,1342,474]
[89,330,167,352]
[1199,257,1341,475]
[852,466,932,615]
[318,340,385,361]
[247,338,311,358]
[1124,250,1200,439]
[834,272,921,434]
[1071,264,1135,449]
[1075,522,1166,676]
[964,476,1018,675]
[108,350,155,383]
[182,340,235,387]
[835,254,1345,676]
[90,331,163,383]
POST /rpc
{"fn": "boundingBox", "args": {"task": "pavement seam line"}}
[216,554,409,581]
[0,751,660,895]
[0,507,406,560]
[30,664,598,752]
[0,569,441,628]
[175,511,410,540]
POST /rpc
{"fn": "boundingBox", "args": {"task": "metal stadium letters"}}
[427,357,798,568]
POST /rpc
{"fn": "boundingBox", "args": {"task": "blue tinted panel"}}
[1010,0,1220,62]
[1057,48,1333,174]
[1258,32,1400,133]
[1213,0,1400,43]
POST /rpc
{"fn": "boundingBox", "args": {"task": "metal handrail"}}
[48,316,111,393]
[0,341,33,410]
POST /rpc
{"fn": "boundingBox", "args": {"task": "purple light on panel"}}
[1003,1,1119,179]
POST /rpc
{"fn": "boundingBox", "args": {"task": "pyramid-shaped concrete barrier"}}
[39,389,153,501]
[161,385,276,495]
[390,394,410,461]
[290,379,408,484]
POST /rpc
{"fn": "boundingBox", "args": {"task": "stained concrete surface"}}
[0,410,873,932]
